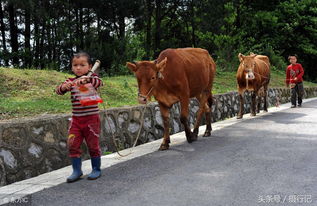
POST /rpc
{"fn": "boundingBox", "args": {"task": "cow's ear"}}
[126,62,137,72]
[156,57,167,72]
[250,53,257,58]
[238,53,244,62]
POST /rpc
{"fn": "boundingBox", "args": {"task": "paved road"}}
[25,100,317,206]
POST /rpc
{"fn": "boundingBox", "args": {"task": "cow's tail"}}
[207,95,213,108]
[209,56,216,89]
[208,56,216,108]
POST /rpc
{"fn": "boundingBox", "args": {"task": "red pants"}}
[67,114,101,158]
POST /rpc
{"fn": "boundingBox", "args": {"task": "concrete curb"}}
[0,97,316,205]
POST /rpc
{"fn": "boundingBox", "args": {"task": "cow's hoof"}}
[192,133,198,141]
[263,109,268,113]
[251,113,256,116]
[193,128,198,136]
[159,144,169,151]
[187,132,198,143]
[237,115,243,119]
[203,130,211,137]
[186,134,193,143]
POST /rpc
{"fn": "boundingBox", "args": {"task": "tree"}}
[8,1,19,66]
[0,0,315,81]
[0,1,9,66]
[21,0,32,68]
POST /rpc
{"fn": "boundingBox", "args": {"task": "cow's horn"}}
[250,52,257,57]
[157,72,164,79]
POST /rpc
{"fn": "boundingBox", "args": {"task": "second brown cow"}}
[127,48,216,150]
[236,53,270,119]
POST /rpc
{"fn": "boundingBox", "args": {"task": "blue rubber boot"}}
[66,157,83,183]
[87,157,101,180]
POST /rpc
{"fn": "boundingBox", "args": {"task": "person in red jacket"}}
[56,51,103,183]
[286,54,304,108]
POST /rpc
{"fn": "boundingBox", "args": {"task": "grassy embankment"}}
[1,67,316,120]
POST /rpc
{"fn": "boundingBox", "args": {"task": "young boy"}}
[56,51,103,183]
[286,54,304,108]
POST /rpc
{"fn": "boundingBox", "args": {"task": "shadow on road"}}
[17,100,317,206]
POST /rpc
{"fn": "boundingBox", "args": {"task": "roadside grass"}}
[1,67,316,120]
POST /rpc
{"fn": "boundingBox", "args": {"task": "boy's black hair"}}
[71,51,93,65]
[288,54,298,60]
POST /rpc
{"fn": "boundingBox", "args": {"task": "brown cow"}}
[126,48,216,150]
[236,53,270,119]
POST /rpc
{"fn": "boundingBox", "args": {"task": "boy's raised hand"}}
[75,76,90,86]
[61,82,73,91]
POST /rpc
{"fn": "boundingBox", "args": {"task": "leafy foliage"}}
[0,0,316,81]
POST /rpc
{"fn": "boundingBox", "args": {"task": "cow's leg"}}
[180,98,197,143]
[257,96,261,113]
[251,92,257,116]
[263,85,268,112]
[193,93,212,137]
[203,94,213,137]
[158,103,171,151]
[237,93,244,119]
[193,91,210,137]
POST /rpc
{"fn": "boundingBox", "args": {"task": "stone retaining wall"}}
[1,87,317,186]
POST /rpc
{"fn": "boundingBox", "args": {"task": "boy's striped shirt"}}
[56,74,102,116]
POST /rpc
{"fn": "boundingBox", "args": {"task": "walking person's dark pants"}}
[291,82,304,106]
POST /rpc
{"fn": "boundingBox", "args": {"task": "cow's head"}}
[238,53,257,80]
[126,57,167,104]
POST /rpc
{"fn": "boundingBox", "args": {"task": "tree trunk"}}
[39,19,46,69]
[79,7,84,49]
[97,14,100,37]
[118,15,125,40]
[236,0,241,28]
[86,8,91,48]
[145,0,152,59]
[0,2,8,66]
[68,2,73,56]
[190,0,196,47]
[34,18,40,67]
[117,13,126,63]
[154,0,162,58]
[75,7,80,51]
[8,3,19,66]
[52,18,57,63]
[24,6,32,67]
[47,19,52,65]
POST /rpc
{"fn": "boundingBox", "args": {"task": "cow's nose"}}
[247,73,255,79]
[138,97,147,104]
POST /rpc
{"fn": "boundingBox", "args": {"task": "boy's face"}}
[71,56,92,76]
[289,56,297,65]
